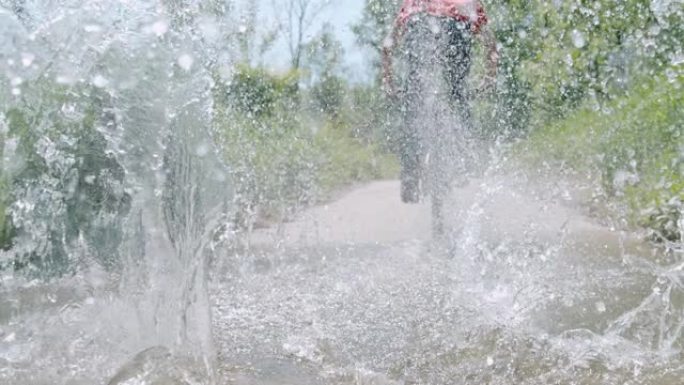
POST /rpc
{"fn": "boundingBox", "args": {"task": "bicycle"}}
[390,17,485,237]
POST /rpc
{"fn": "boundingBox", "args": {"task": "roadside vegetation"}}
[353,0,683,241]
[213,64,398,229]
[520,75,683,241]
[492,0,684,242]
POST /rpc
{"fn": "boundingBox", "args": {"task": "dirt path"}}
[216,175,674,385]
[245,176,648,255]
[247,181,430,246]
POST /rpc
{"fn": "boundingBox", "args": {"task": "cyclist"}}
[382,0,498,203]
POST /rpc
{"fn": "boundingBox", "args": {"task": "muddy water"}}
[212,179,682,385]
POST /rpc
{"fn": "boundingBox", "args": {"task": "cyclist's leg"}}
[444,20,477,180]
[444,20,473,124]
[399,97,421,203]
[399,19,426,204]
[420,18,465,235]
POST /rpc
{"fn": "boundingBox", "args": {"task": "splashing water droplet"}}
[151,20,169,37]
[571,30,586,49]
[21,52,35,67]
[177,54,194,71]
[11,88,21,96]
[56,75,75,85]
[199,18,219,40]
[84,24,102,33]
[196,143,209,157]
[565,54,575,67]
[487,356,494,366]
[671,52,684,66]
[92,74,109,88]
[3,332,16,343]
[595,301,606,313]
[649,25,661,36]
[665,68,678,83]
[218,64,233,80]
[10,77,23,86]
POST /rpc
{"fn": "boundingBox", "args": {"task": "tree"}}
[220,64,299,117]
[352,0,401,72]
[272,0,330,70]
[303,23,343,83]
[303,24,346,116]
[225,0,279,65]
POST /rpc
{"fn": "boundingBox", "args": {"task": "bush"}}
[520,73,683,241]
[311,75,345,118]
[217,65,299,118]
[215,101,318,227]
[314,120,399,193]
[1,81,130,276]
[214,66,399,230]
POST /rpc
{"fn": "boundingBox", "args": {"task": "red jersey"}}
[395,0,488,33]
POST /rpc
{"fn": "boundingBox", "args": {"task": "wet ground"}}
[212,177,683,384]
[1,176,682,384]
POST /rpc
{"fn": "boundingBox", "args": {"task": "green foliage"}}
[520,74,683,241]
[488,0,684,124]
[215,106,398,228]
[314,120,399,193]
[1,80,130,276]
[352,0,401,60]
[344,85,396,148]
[215,104,319,227]
[311,75,346,117]
[303,24,345,80]
[214,64,398,229]
[483,0,684,241]
[218,64,300,118]
[303,24,347,118]
[499,0,684,242]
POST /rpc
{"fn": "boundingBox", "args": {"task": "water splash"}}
[0,1,233,383]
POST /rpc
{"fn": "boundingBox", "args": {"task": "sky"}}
[260,0,373,82]
[319,0,369,79]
